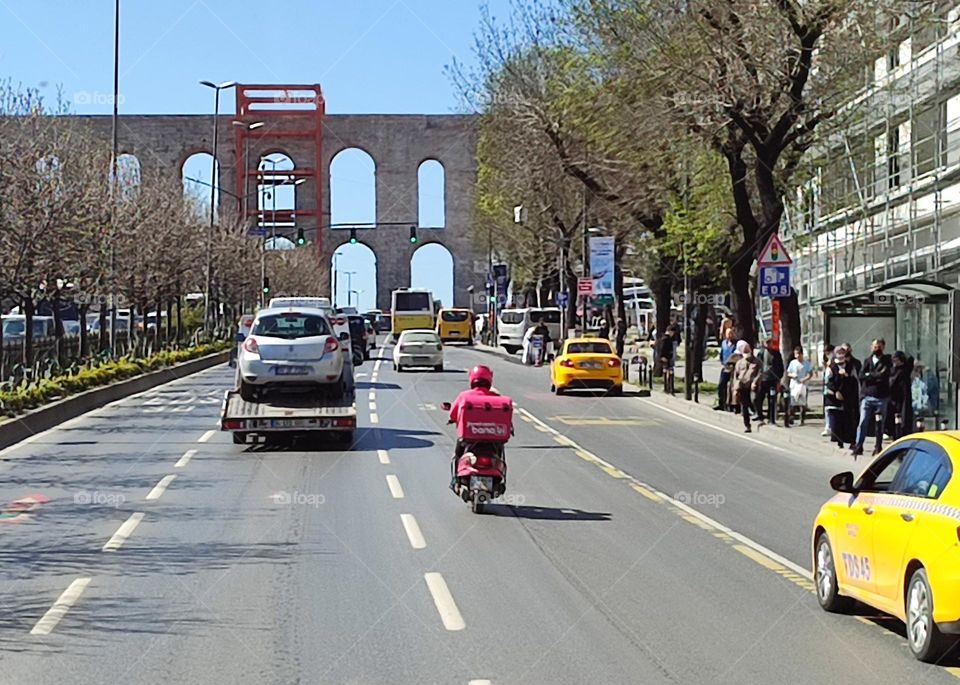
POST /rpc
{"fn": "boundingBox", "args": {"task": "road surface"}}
[1,343,958,684]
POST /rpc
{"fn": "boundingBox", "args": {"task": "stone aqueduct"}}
[73,84,483,310]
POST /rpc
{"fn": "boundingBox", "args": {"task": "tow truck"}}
[220,386,357,445]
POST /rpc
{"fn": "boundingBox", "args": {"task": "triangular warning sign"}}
[757,233,792,266]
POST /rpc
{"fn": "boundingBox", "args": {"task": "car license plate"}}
[414,356,431,364]
[580,361,601,369]
[271,419,294,428]
[275,365,309,376]
[470,476,494,492]
[449,331,460,336]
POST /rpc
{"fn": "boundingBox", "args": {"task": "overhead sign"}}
[556,291,569,307]
[577,277,594,295]
[759,265,791,298]
[247,227,267,237]
[757,233,792,266]
[589,236,615,295]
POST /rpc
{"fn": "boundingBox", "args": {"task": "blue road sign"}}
[759,265,791,298]
[557,291,569,307]
[247,227,267,237]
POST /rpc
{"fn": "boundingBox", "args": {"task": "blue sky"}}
[0,0,509,311]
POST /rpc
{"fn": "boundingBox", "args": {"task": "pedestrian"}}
[715,327,737,411]
[598,317,610,341]
[733,341,761,433]
[842,342,862,376]
[753,338,784,424]
[719,313,734,341]
[787,345,812,422]
[886,351,914,440]
[820,344,835,436]
[826,346,859,449]
[615,317,627,357]
[657,329,676,394]
[852,338,891,457]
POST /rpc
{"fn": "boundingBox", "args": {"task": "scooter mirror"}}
[440,402,452,411]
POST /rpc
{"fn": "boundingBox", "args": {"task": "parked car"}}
[237,307,347,401]
[393,329,443,372]
[1,315,56,339]
[63,320,82,338]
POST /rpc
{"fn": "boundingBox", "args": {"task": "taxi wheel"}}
[907,568,949,662]
[814,534,851,613]
[554,385,565,396]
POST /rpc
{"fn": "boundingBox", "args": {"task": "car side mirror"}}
[440,402,452,411]
[339,332,349,341]
[830,471,856,493]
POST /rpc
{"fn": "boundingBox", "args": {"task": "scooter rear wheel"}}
[471,496,485,514]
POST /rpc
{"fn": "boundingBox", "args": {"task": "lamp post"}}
[232,120,264,234]
[333,250,344,304]
[344,271,357,307]
[199,79,236,333]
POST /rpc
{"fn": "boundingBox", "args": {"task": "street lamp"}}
[199,79,236,332]
[232,120,264,233]
[343,271,357,307]
[333,250,344,304]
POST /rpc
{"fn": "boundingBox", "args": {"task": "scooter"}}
[441,402,509,515]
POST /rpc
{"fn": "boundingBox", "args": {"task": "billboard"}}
[589,236,615,296]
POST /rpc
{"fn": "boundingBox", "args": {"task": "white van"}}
[1,315,56,339]
[498,308,561,354]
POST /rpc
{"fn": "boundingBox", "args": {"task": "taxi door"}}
[837,447,912,595]
[871,442,949,602]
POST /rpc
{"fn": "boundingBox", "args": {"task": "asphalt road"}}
[0,342,958,684]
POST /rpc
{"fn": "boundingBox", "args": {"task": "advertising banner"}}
[589,236,615,296]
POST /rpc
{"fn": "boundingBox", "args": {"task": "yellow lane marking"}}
[631,484,662,502]
[574,450,594,462]
[733,544,786,572]
[680,513,715,531]
[553,435,575,446]
[520,414,532,422]
[600,465,626,479]
[550,415,660,427]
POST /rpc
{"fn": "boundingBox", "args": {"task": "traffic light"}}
[349,228,358,244]
[262,276,270,294]
[409,226,418,244]
[296,227,305,246]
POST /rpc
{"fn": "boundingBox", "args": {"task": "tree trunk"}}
[651,266,673,376]
[98,301,108,353]
[692,299,709,382]
[176,295,183,343]
[52,293,65,368]
[79,302,90,358]
[613,253,627,357]
[23,297,34,368]
[779,288,802,379]
[729,259,757,346]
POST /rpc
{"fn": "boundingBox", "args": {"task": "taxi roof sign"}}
[757,233,792,266]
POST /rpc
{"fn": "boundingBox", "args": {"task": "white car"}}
[237,307,347,401]
[393,329,444,372]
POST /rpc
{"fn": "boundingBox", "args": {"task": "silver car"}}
[237,308,346,401]
[393,329,444,372]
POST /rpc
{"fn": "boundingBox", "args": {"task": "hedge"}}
[0,343,229,417]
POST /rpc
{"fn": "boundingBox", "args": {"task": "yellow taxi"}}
[436,308,474,344]
[813,432,960,661]
[550,337,622,396]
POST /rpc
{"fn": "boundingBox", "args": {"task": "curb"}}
[0,351,229,452]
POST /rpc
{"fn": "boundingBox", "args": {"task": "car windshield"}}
[441,310,470,322]
[403,332,439,343]
[500,311,524,324]
[395,292,431,311]
[530,309,561,323]
[2,320,25,336]
[252,313,331,339]
[567,342,613,354]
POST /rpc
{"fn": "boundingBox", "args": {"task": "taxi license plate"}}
[275,366,309,376]
[449,331,460,336]
[470,476,494,492]
[580,361,602,369]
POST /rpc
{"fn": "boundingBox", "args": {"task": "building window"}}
[888,128,901,189]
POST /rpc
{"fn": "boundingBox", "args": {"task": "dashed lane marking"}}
[174,449,196,468]
[424,573,465,631]
[102,512,145,552]
[370,413,380,424]
[145,475,177,501]
[400,513,426,549]
[377,449,391,465]
[197,430,216,443]
[30,577,92,635]
[369,401,377,411]
[386,475,404,499]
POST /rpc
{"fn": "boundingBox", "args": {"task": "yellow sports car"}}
[550,337,623,396]
[812,432,960,661]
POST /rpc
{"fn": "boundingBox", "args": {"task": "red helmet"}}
[468,364,493,389]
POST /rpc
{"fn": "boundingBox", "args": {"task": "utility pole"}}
[108,0,120,355]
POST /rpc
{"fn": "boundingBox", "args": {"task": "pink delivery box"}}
[457,395,513,442]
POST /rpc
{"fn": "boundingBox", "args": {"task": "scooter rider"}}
[529,318,551,365]
[448,364,499,489]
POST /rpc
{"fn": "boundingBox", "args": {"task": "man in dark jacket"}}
[886,351,914,440]
[852,338,891,457]
[753,338,784,424]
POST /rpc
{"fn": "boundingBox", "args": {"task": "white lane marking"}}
[368,401,377,411]
[386,474,404,499]
[424,573,465,631]
[400,513,426,549]
[374,360,383,372]
[516,405,811,579]
[468,681,492,685]
[370,413,380,424]
[197,430,216,443]
[356,373,368,378]
[638,398,790,454]
[377,449,391,464]
[102,512,145,552]
[30,577,92,635]
[174,449,197,468]
[369,390,376,401]
[145,474,177,501]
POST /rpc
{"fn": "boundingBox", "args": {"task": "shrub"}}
[0,342,228,418]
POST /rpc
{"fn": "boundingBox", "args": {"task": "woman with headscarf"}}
[886,351,914,439]
[732,341,760,432]
[826,346,859,450]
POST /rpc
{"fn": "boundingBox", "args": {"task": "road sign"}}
[247,227,267,237]
[757,233,792,266]
[577,277,593,295]
[557,291,569,307]
[593,294,614,306]
[759,265,791,298]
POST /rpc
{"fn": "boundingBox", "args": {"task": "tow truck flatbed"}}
[221,388,357,444]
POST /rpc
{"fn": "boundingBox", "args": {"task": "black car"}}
[345,314,370,361]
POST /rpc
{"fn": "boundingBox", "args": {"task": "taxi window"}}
[566,342,613,355]
[856,447,910,493]
[891,443,952,499]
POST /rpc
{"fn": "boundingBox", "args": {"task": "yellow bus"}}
[391,288,435,339]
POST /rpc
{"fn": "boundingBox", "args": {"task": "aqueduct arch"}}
[68,84,484,309]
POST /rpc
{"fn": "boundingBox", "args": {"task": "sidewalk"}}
[473,341,854,459]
